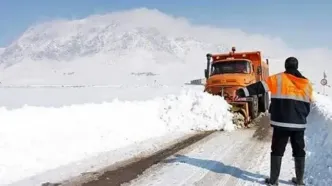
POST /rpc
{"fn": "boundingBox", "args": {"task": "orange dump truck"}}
[204,47,270,126]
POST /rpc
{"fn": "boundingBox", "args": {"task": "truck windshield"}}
[211,60,250,75]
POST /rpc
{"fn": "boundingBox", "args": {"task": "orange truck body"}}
[204,47,270,125]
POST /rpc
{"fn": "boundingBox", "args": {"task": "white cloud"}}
[0,8,331,93]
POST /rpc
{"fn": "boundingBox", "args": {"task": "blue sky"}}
[0,0,331,49]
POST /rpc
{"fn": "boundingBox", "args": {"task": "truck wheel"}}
[250,95,259,119]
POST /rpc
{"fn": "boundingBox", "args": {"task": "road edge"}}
[44,131,215,186]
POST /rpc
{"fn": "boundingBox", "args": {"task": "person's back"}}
[269,68,311,131]
[235,57,312,186]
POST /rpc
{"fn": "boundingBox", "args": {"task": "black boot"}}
[265,155,282,186]
[291,157,305,186]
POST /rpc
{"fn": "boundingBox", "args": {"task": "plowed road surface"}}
[124,116,295,186]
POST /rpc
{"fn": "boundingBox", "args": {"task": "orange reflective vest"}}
[240,72,312,131]
[264,73,313,103]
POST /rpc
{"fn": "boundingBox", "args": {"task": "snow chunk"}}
[158,89,234,132]
[0,88,234,185]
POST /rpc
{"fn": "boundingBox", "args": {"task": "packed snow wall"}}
[305,93,332,185]
[0,89,234,185]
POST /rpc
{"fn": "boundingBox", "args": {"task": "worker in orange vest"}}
[235,57,312,186]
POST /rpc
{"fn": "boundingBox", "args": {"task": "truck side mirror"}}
[257,66,262,75]
[204,69,208,78]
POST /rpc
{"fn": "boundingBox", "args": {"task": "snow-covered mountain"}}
[0,8,227,85]
[0,10,220,64]
[0,8,331,87]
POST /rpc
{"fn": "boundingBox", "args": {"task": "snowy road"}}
[125,116,295,186]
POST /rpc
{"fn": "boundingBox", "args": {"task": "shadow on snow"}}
[163,154,292,185]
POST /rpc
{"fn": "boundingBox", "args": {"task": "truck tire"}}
[249,95,259,119]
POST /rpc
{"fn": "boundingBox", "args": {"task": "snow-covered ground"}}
[2,88,332,186]
[126,127,291,186]
[0,85,189,109]
[0,87,235,185]
[305,93,332,185]
[122,93,332,186]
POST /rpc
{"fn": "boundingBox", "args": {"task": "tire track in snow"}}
[192,131,263,186]
[217,138,268,186]
[177,133,247,186]
[124,115,296,186]
[126,128,262,186]
[124,131,239,186]
[58,131,214,186]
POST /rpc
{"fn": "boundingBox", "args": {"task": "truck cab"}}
[206,59,256,99]
[204,47,270,125]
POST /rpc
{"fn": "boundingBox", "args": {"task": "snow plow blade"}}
[229,101,251,128]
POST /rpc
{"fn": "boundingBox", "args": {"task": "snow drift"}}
[0,89,234,185]
[305,93,332,185]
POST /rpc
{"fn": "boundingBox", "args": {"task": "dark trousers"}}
[271,127,306,157]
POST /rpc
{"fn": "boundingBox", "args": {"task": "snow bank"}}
[305,93,332,185]
[0,89,234,185]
